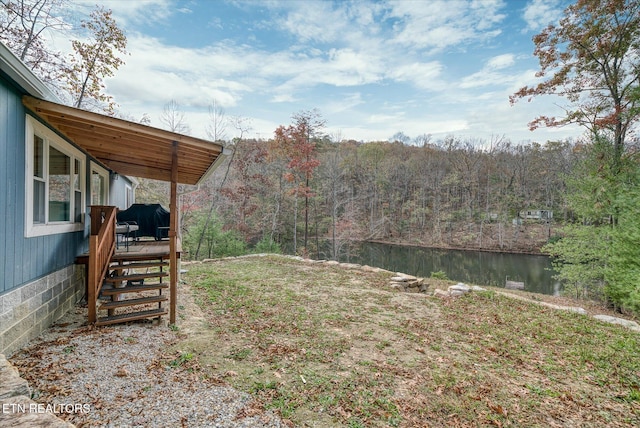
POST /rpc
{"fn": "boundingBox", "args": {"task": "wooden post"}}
[87,206,116,324]
[87,236,98,323]
[169,141,178,324]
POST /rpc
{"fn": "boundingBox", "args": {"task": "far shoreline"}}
[361,239,549,257]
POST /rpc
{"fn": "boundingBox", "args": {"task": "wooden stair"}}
[95,255,170,326]
[95,309,168,326]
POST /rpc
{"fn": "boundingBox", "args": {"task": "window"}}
[90,162,109,206]
[125,184,134,208]
[25,116,85,237]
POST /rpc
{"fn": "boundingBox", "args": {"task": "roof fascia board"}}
[197,146,232,186]
[0,42,58,101]
[22,95,223,152]
[23,95,225,185]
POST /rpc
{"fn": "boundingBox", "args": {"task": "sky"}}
[56,0,585,145]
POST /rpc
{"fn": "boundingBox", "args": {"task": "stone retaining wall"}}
[0,354,74,427]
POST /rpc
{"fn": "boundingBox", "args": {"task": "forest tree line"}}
[154,133,579,260]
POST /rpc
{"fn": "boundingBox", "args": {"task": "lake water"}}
[328,242,561,296]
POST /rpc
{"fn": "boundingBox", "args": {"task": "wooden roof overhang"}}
[22,95,225,185]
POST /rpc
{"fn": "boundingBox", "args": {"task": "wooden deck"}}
[116,238,181,258]
[77,238,180,261]
[76,238,181,270]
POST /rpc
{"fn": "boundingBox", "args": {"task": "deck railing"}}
[87,205,116,323]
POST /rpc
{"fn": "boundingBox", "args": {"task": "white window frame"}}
[25,115,86,237]
[125,184,133,209]
[90,162,110,206]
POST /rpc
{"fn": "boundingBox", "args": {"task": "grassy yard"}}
[176,255,640,427]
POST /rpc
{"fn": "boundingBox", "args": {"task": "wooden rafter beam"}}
[22,95,224,186]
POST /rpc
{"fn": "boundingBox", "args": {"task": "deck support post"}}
[88,236,98,323]
[169,141,179,325]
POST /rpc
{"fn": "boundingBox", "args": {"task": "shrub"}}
[184,211,247,259]
[253,236,281,254]
[430,270,449,280]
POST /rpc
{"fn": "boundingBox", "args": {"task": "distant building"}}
[519,210,553,221]
[485,212,499,221]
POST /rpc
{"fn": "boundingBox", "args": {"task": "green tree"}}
[544,135,639,312]
[544,223,610,300]
[517,0,640,310]
[253,235,281,254]
[606,181,640,315]
[184,211,246,260]
[66,6,126,113]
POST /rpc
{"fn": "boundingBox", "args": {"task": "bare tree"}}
[206,99,227,142]
[194,116,251,259]
[414,133,432,147]
[159,99,191,134]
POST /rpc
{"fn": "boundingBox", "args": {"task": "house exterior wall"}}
[0,70,86,296]
[0,67,87,355]
[109,175,135,210]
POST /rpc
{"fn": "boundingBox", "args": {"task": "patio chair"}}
[115,221,139,251]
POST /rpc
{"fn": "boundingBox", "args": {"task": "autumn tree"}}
[217,139,268,241]
[271,109,325,254]
[511,0,640,172]
[293,109,325,253]
[65,6,126,113]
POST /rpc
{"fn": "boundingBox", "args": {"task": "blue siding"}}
[0,79,8,290]
[0,75,86,294]
[8,89,20,286]
[109,175,134,209]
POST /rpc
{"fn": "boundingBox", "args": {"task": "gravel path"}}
[9,288,287,428]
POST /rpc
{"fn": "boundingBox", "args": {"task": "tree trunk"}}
[293,193,298,255]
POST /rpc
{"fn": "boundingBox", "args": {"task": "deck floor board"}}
[77,238,180,261]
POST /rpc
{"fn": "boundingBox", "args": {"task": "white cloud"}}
[71,0,174,28]
[387,0,507,53]
[522,0,564,32]
[387,62,445,91]
[104,35,264,118]
[279,1,349,44]
[323,93,364,115]
[459,54,518,89]
[487,53,515,70]
[57,0,585,145]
